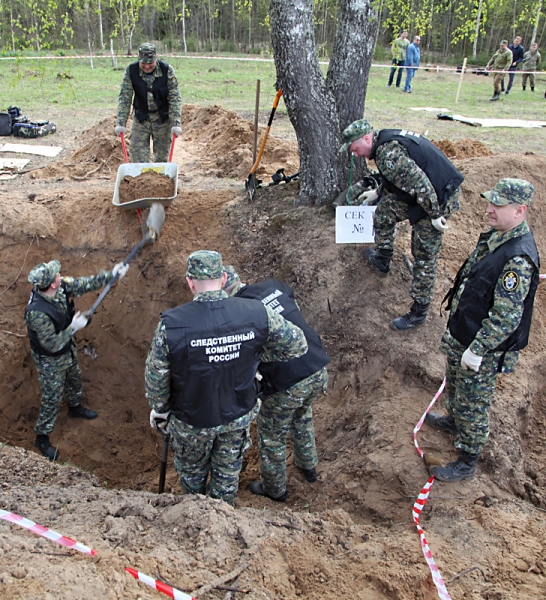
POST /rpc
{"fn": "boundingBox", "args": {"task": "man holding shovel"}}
[25,260,129,460]
[145,250,308,505]
[115,43,182,163]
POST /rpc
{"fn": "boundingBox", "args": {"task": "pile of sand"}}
[432,138,493,159]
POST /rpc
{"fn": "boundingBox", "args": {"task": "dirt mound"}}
[118,171,176,203]
[432,138,493,159]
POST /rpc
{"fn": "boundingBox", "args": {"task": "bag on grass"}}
[0,113,12,136]
[12,120,56,138]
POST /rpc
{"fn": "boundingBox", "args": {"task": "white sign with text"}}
[335,205,376,244]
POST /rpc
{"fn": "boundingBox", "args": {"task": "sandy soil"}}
[0,105,546,599]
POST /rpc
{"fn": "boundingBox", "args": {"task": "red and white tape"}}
[125,567,196,599]
[413,378,452,600]
[0,509,96,555]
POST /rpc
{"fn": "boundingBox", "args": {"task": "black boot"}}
[531,87,534,92]
[390,301,429,330]
[250,481,288,502]
[489,92,500,101]
[364,248,392,277]
[425,412,458,435]
[522,85,526,90]
[68,405,98,420]
[299,467,317,483]
[34,434,60,461]
[432,452,479,482]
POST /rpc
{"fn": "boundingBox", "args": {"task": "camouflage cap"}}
[186,250,224,280]
[223,265,241,289]
[481,178,534,207]
[138,43,157,64]
[339,119,373,153]
[28,259,61,288]
[500,39,508,45]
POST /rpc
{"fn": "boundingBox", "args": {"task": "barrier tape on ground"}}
[125,567,196,599]
[0,509,96,555]
[412,378,452,600]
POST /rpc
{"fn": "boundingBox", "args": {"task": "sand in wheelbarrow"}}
[118,170,176,203]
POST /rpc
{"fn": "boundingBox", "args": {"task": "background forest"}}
[0,0,544,65]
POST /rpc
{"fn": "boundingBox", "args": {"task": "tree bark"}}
[270,0,376,206]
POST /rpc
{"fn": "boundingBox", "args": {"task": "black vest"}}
[25,281,75,357]
[235,280,330,395]
[447,231,539,355]
[372,129,464,224]
[129,61,170,123]
[162,297,269,428]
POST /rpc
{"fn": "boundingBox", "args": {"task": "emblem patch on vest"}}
[502,271,519,292]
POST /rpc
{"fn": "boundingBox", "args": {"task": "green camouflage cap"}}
[481,178,534,207]
[28,259,61,288]
[223,265,241,289]
[138,43,157,64]
[186,250,224,280]
[339,119,373,153]
[500,40,508,45]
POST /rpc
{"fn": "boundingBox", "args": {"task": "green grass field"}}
[1,54,544,154]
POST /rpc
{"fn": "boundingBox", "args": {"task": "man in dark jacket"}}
[427,179,539,482]
[223,267,330,502]
[502,36,525,94]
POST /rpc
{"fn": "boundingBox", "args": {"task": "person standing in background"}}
[404,36,421,93]
[387,31,410,89]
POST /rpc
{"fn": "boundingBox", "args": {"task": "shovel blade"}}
[245,174,256,201]
[146,203,165,241]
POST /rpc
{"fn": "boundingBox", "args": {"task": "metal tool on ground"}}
[268,168,299,186]
[245,89,283,201]
[83,203,165,325]
[158,428,170,494]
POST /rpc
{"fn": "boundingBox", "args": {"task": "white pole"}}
[455,57,467,104]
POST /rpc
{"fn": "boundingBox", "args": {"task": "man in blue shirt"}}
[502,36,524,94]
[404,36,421,93]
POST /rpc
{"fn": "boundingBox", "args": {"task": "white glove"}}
[171,126,182,138]
[70,311,88,333]
[461,348,483,372]
[150,409,171,432]
[112,262,129,279]
[431,216,448,231]
[115,125,127,137]
[359,189,379,205]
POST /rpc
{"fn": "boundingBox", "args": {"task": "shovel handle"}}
[120,132,130,163]
[169,134,177,163]
[158,432,170,494]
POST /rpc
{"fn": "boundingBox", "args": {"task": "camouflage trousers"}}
[169,403,259,506]
[129,116,172,163]
[444,354,499,455]
[493,73,505,93]
[257,367,328,498]
[373,189,460,305]
[32,347,83,435]
[522,72,536,88]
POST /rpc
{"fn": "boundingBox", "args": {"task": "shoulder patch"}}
[502,271,519,292]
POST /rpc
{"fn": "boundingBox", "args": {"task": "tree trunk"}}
[98,0,104,50]
[531,0,543,45]
[182,0,187,53]
[270,0,377,206]
[472,0,483,59]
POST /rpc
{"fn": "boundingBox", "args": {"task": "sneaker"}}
[34,435,60,461]
[68,405,98,420]
[299,467,317,483]
[250,481,288,502]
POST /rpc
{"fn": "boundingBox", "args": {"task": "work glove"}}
[431,216,448,231]
[115,125,127,137]
[171,126,182,139]
[359,189,379,205]
[461,348,483,373]
[150,409,171,432]
[112,262,129,279]
[70,311,88,334]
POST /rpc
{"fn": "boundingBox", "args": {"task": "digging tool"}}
[83,203,165,325]
[158,429,170,494]
[245,88,283,201]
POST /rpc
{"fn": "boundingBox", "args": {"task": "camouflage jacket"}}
[391,37,409,62]
[117,62,182,127]
[486,48,513,72]
[373,136,442,219]
[440,221,536,373]
[145,290,308,413]
[522,50,541,71]
[25,270,114,355]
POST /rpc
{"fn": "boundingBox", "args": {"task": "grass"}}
[0,53,544,154]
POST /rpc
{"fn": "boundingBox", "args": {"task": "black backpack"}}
[0,113,11,136]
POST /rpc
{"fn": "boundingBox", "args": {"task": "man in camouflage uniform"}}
[427,179,539,482]
[116,43,182,163]
[387,30,409,88]
[340,119,463,330]
[26,260,129,460]
[145,251,308,505]
[485,40,513,101]
[223,267,330,502]
[522,43,541,92]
